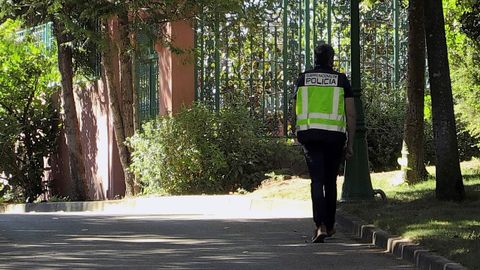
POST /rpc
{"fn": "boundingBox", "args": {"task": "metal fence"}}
[194,0,407,136]
[135,33,159,123]
[16,22,54,50]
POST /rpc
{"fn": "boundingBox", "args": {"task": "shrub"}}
[363,87,406,172]
[130,104,296,194]
[215,105,267,191]
[128,103,310,195]
[0,20,60,202]
[128,105,224,194]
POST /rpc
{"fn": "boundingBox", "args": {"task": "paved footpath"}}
[0,210,416,269]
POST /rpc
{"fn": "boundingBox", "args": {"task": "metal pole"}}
[313,0,317,49]
[249,33,254,114]
[199,14,205,102]
[263,25,267,121]
[393,0,400,89]
[298,0,303,71]
[194,19,199,100]
[274,26,279,111]
[225,23,229,87]
[341,0,374,201]
[214,15,221,111]
[283,0,289,136]
[304,0,311,69]
[374,23,378,85]
[237,26,243,93]
[327,0,332,44]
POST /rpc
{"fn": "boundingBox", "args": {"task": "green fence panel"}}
[135,33,159,123]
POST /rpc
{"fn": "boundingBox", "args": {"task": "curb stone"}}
[336,209,468,270]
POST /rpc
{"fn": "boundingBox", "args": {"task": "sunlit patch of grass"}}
[339,158,480,270]
[249,174,311,201]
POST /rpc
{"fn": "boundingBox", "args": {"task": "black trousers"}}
[302,139,345,230]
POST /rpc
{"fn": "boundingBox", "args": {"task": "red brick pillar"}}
[157,20,195,115]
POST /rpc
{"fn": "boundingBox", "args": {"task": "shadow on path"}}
[0,214,415,269]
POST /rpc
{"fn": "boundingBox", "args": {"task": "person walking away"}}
[294,43,356,243]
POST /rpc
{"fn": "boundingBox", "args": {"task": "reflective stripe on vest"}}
[296,86,346,133]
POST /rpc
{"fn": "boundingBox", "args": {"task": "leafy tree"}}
[1,0,91,200]
[445,0,480,147]
[89,0,245,196]
[0,20,60,202]
[460,0,480,43]
[424,0,465,201]
[1,0,244,198]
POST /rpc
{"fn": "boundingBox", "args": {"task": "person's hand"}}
[345,144,354,160]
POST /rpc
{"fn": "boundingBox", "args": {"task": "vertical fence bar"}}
[249,33,254,114]
[298,0,303,71]
[283,0,289,136]
[374,23,378,85]
[274,26,279,111]
[327,0,332,44]
[214,15,221,111]
[225,23,230,88]
[237,26,243,96]
[153,60,159,116]
[199,15,205,102]
[194,19,199,100]
[304,0,311,69]
[263,25,267,121]
[150,61,155,117]
[313,0,317,47]
[393,0,400,89]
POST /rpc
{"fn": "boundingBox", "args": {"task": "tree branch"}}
[22,77,38,124]
[0,100,21,121]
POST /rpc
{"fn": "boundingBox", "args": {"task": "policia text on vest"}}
[296,72,346,134]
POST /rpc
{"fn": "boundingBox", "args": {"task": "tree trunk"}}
[117,13,140,194]
[118,13,135,140]
[101,19,136,197]
[424,0,465,201]
[53,21,88,201]
[403,0,428,184]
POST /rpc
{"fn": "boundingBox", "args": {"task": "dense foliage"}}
[460,0,480,43]
[362,0,480,172]
[128,103,306,195]
[444,0,480,148]
[0,20,60,202]
[363,87,406,171]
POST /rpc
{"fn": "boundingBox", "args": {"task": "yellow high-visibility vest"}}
[295,72,346,133]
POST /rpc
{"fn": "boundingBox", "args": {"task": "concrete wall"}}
[51,81,125,200]
[50,20,194,200]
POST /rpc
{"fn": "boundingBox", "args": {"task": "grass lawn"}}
[251,158,480,270]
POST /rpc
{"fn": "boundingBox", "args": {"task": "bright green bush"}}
[0,20,60,202]
[128,105,224,194]
[128,104,306,195]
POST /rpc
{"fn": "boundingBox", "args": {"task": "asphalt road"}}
[0,212,415,269]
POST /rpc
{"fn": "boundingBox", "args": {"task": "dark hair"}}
[314,43,335,67]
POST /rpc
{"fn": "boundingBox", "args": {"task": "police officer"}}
[294,43,356,243]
